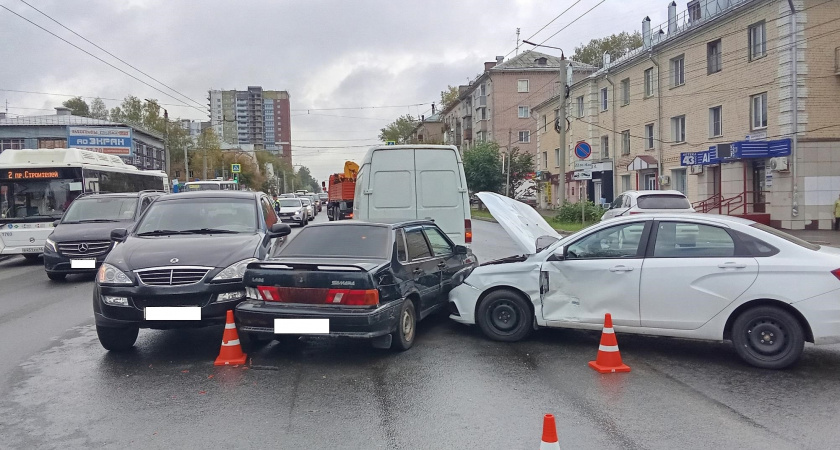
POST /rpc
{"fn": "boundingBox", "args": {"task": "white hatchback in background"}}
[449,192,840,369]
[602,190,695,221]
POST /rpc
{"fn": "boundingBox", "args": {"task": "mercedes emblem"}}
[29,237,36,243]
[170,258,179,264]
[77,243,88,253]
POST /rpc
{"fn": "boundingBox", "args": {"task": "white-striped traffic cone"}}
[214,310,247,366]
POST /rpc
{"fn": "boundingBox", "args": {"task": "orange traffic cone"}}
[588,313,630,373]
[214,310,247,366]
[539,414,560,450]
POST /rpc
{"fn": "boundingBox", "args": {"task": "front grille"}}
[132,294,210,308]
[135,266,212,286]
[57,241,112,257]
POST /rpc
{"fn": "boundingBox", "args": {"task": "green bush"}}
[554,201,605,223]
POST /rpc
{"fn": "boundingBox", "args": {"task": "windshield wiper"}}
[181,228,240,234]
[76,219,122,223]
[136,229,187,236]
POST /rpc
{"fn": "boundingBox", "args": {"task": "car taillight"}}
[465,219,472,243]
[326,289,378,306]
[347,213,354,218]
[832,269,840,281]
[629,211,642,215]
[257,286,282,301]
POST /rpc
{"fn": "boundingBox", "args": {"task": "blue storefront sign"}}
[67,126,133,156]
[680,138,791,166]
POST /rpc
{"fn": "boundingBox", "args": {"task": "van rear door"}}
[415,148,466,245]
[368,148,417,221]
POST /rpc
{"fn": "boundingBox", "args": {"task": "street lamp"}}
[144,99,170,179]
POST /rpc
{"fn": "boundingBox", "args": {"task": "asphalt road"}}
[1,215,840,449]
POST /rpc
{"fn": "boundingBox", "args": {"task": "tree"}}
[196,128,222,179]
[462,141,504,194]
[572,31,643,67]
[378,115,416,144]
[89,97,108,120]
[506,147,536,198]
[295,166,319,192]
[439,85,459,111]
[109,96,144,127]
[62,97,90,117]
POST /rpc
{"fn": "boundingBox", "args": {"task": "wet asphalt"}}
[0,216,839,449]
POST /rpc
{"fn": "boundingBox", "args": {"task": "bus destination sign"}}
[2,168,74,180]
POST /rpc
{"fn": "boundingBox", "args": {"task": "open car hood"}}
[476,192,560,255]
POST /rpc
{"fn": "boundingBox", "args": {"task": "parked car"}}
[516,195,538,208]
[310,194,322,213]
[276,197,308,226]
[235,220,477,351]
[449,191,840,369]
[601,190,695,221]
[43,191,164,281]
[300,197,315,220]
[92,190,291,351]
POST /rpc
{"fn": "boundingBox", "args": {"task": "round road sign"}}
[574,141,592,159]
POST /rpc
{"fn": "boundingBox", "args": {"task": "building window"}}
[672,169,687,194]
[671,115,686,143]
[0,138,25,153]
[517,79,530,93]
[644,68,654,97]
[688,0,701,21]
[518,106,530,118]
[670,55,685,87]
[707,39,722,74]
[576,96,584,117]
[621,130,630,155]
[749,21,766,60]
[621,174,631,192]
[600,88,608,111]
[38,139,67,149]
[709,106,723,137]
[621,78,630,105]
[518,130,530,143]
[645,124,655,150]
[542,151,548,169]
[601,135,609,159]
[175,170,181,178]
[554,148,560,167]
[751,93,768,130]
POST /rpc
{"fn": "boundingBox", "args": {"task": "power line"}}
[0,88,199,109]
[290,103,429,112]
[17,0,207,111]
[0,5,205,115]
[502,0,586,60]
[534,0,608,48]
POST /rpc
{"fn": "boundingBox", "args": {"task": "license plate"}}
[22,247,43,253]
[70,259,96,269]
[274,318,329,334]
[144,307,201,321]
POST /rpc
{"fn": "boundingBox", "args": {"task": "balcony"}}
[476,95,486,107]
[464,128,472,141]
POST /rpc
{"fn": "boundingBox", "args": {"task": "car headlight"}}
[45,238,57,252]
[97,263,133,285]
[212,258,258,282]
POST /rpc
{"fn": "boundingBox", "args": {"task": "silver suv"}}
[601,190,695,221]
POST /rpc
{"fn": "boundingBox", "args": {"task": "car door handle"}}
[609,265,634,272]
[718,262,747,269]
[437,262,447,269]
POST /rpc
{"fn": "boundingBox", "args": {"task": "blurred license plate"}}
[22,247,43,253]
[144,307,201,321]
[274,319,329,334]
[70,259,96,269]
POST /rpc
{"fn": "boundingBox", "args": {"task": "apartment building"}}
[208,87,292,164]
[410,113,443,144]
[536,0,839,229]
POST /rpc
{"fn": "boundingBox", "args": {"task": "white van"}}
[353,145,472,245]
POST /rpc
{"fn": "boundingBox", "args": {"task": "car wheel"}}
[47,272,66,281]
[300,218,306,227]
[391,299,417,351]
[476,290,532,342]
[731,306,805,369]
[23,254,40,262]
[96,324,139,351]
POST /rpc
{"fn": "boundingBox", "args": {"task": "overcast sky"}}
[0,0,668,182]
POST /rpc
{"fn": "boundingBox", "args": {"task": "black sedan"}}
[93,190,290,351]
[235,220,477,351]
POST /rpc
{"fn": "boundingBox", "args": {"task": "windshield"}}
[279,225,389,258]
[0,179,82,220]
[135,198,257,234]
[637,194,691,209]
[62,197,137,223]
[279,199,302,207]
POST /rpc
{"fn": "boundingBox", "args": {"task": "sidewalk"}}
[783,229,840,247]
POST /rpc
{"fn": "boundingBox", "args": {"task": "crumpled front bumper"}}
[448,282,482,325]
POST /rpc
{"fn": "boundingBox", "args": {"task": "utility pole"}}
[506,129,513,197]
[559,58,568,207]
[163,109,170,179]
[515,28,521,56]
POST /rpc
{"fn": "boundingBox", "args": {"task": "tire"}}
[96,324,139,351]
[476,290,532,342]
[300,218,306,227]
[23,254,40,262]
[391,299,417,351]
[731,306,805,369]
[47,272,66,281]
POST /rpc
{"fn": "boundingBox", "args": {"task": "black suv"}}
[44,191,164,281]
[93,190,290,351]
[235,220,477,351]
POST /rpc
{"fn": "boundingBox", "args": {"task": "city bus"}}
[183,179,240,191]
[0,148,169,259]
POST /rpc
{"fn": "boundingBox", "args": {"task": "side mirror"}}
[454,245,468,255]
[110,228,128,242]
[269,223,292,238]
[603,204,611,210]
[53,219,61,227]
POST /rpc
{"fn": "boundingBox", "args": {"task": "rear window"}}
[637,194,691,209]
[750,223,820,251]
[278,225,390,258]
[279,199,301,207]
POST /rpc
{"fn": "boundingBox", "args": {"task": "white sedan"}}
[449,192,840,369]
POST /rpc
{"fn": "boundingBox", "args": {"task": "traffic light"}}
[233,174,239,183]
